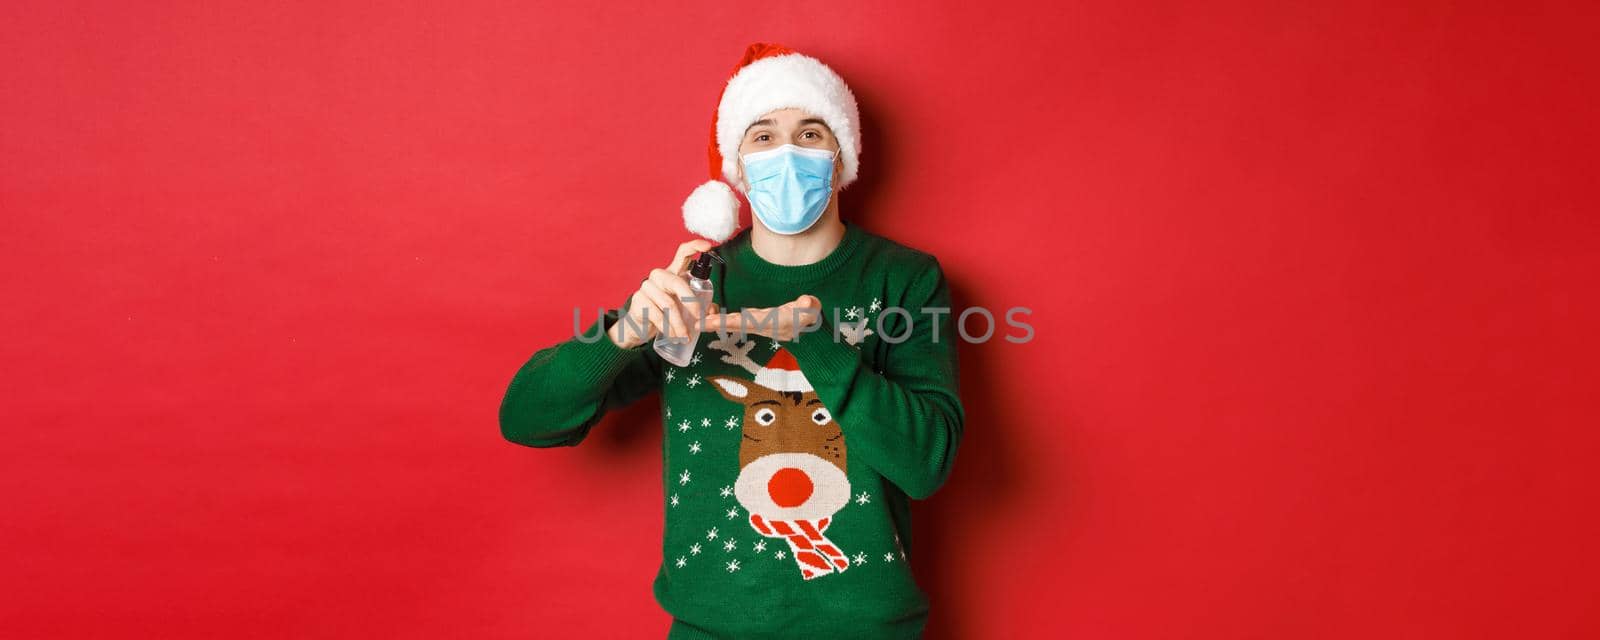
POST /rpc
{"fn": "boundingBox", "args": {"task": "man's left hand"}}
[699,294,822,342]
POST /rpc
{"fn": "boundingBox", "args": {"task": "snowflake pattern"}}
[723,539,737,552]
[685,374,702,388]
[665,369,675,383]
[677,420,692,433]
[706,527,719,541]
[669,494,679,508]
[768,338,781,351]
[700,417,711,428]
[690,353,702,365]
[845,305,863,320]
[753,540,767,553]
[883,552,896,563]
[689,441,701,455]
[678,469,692,485]
[719,485,733,498]
[723,416,740,430]
[775,550,787,560]
[675,556,687,568]
[855,491,872,505]
[726,559,741,573]
[869,297,882,313]
[690,543,702,555]
[725,507,739,519]
[852,551,869,565]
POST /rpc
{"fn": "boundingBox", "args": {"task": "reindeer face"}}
[709,377,846,469]
[710,375,850,522]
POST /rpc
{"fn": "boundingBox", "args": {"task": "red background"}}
[4,1,1597,637]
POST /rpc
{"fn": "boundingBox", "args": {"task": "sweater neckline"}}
[725,220,866,284]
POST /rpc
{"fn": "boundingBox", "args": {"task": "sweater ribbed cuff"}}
[783,314,865,380]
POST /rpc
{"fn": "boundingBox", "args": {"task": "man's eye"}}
[755,134,769,142]
[802,131,818,139]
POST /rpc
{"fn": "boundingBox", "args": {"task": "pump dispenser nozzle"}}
[688,248,725,279]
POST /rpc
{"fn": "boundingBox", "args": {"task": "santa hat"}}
[753,346,813,393]
[681,42,863,243]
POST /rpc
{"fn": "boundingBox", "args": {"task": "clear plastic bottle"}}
[654,250,722,367]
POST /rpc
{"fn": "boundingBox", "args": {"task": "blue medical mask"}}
[740,143,839,235]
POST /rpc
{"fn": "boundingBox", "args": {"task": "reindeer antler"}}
[705,332,764,374]
[839,319,874,347]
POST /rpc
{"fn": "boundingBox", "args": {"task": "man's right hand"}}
[607,239,721,349]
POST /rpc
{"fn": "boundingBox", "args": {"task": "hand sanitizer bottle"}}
[653,250,722,367]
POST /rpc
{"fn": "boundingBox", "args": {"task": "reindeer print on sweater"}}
[706,335,854,580]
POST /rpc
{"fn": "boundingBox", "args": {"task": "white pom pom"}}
[682,180,740,242]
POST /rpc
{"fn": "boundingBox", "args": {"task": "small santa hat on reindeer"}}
[681,42,864,243]
[753,347,812,393]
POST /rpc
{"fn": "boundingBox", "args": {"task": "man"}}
[499,42,964,639]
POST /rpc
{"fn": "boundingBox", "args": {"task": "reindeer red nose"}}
[768,467,813,507]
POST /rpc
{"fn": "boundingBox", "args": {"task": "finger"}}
[702,311,758,341]
[786,296,822,332]
[640,281,687,340]
[665,239,715,276]
[634,293,669,342]
[643,282,689,340]
[648,268,701,331]
[706,307,776,339]
[648,267,695,296]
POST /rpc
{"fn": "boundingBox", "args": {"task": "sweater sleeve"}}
[498,298,663,448]
[783,256,965,500]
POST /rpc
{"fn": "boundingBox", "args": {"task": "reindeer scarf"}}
[749,513,851,579]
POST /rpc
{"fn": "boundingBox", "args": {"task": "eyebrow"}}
[745,118,831,135]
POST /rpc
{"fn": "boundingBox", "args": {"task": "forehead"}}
[745,108,830,133]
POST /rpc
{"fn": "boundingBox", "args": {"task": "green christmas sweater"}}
[499,221,964,639]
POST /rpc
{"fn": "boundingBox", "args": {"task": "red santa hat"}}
[681,42,863,242]
[753,346,813,393]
